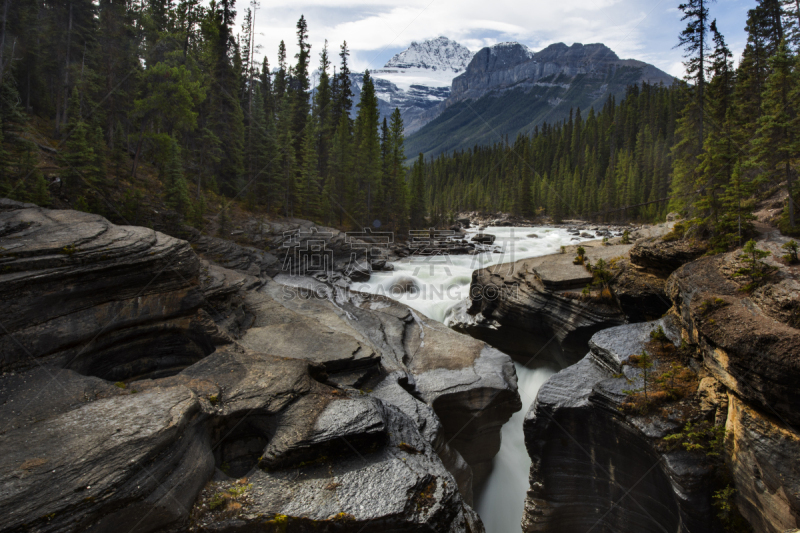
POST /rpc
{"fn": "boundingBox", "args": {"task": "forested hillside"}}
[424,0,800,251]
[423,83,684,224]
[0,1,417,232]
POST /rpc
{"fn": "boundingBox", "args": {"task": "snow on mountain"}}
[383,36,474,72]
[363,37,474,133]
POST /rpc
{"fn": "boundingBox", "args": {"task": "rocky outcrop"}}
[0,198,212,377]
[241,275,522,491]
[0,200,522,532]
[521,236,800,533]
[453,242,633,365]
[666,239,800,532]
[521,317,715,533]
[630,238,707,277]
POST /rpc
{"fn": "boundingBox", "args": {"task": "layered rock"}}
[453,242,633,366]
[666,239,800,532]
[0,198,211,377]
[521,317,714,533]
[521,236,800,533]
[0,200,522,532]
[241,275,522,491]
[630,238,708,277]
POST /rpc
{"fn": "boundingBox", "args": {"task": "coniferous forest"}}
[0,0,798,250]
[0,2,416,232]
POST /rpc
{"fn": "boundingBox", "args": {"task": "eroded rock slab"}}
[0,201,521,532]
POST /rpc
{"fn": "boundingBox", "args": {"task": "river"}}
[352,226,591,533]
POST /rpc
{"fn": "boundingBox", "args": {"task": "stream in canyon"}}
[355,226,591,533]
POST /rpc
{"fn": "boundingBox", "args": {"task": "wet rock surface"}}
[521,317,714,533]
[0,201,525,533]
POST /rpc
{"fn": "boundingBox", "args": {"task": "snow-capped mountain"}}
[366,37,475,133]
[383,36,473,72]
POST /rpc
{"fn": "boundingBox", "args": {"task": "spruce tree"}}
[386,108,408,231]
[695,21,736,232]
[291,15,312,162]
[334,41,353,125]
[354,70,382,226]
[299,118,321,220]
[313,41,333,176]
[677,0,713,149]
[409,153,426,228]
[163,136,191,216]
[752,40,798,228]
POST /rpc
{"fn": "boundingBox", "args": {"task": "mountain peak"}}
[384,37,474,72]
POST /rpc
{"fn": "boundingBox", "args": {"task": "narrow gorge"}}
[2,199,797,533]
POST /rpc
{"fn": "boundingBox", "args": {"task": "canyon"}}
[2,199,797,533]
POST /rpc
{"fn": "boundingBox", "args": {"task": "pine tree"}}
[677,0,713,149]
[314,40,333,176]
[330,112,354,225]
[717,161,756,248]
[205,0,245,196]
[354,70,382,226]
[752,40,798,228]
[298,117,321,220]
[334,41,353,125]
[291,15,311,164]
[695,21,736,233]
[386,108,408,231]
[162,136,191,216]
[409,153,426,228]
[62,120,98,193]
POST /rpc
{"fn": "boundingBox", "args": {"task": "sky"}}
[243,0,759,78]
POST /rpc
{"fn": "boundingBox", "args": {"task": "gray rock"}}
[522,317,713,533]
[0,202,499,533]
[471,233,495,245]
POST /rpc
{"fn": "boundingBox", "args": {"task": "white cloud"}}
[245,0,758,75]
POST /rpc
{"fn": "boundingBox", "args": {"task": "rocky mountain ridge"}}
[406,41,676,158]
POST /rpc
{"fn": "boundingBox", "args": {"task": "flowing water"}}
[354,226,591,532]
[474,362,558,532]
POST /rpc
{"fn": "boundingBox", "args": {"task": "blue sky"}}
[246,0,759,78]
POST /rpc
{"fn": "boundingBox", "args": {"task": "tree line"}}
[0,1,421,232]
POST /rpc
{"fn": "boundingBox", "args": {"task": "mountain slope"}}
[356,37,475,133]
[406,42,676,159]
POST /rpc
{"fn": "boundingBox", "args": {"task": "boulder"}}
[471,234,496,245]
[345,259,371,282]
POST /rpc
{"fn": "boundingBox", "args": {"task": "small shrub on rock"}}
[733,240,775,291]
[782,240,798,264]
[572,246,586,265]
